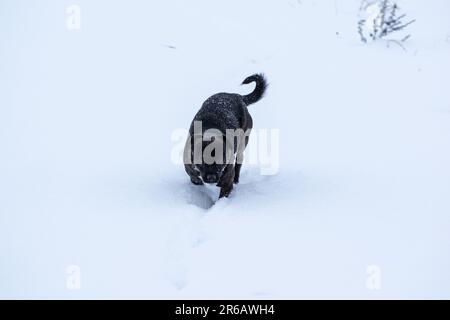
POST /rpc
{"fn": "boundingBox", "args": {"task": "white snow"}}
[1,0,450,299]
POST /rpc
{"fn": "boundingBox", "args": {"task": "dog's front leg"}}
[184,164,203,185]
[217,164,235,198]
[233,164,242,184]
[234,152,244,184]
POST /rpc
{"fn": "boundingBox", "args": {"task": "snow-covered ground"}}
[1,0,450,299]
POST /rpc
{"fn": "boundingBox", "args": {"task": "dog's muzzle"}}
[204,174,219,184]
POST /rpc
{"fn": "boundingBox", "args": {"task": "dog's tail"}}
[241,73,268,106]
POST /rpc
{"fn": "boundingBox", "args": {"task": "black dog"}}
[184,74,267,198]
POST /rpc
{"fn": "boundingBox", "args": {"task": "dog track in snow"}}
[184,184,220,210]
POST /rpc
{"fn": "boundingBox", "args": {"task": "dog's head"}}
[191,134,234,184]
[196,163,226,184]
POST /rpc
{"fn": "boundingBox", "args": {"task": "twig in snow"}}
[358,0,415,43]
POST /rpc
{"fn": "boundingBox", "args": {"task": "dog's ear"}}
[190,134,204,164]
[192,134,203,145]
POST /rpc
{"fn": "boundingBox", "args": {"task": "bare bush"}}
[358,0,415,43]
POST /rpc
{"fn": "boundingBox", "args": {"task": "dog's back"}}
[192,93,244,133]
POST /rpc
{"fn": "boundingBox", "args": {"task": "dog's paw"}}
[219,187,232,198]
[190,176,204,185]
[233,176,240,184]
